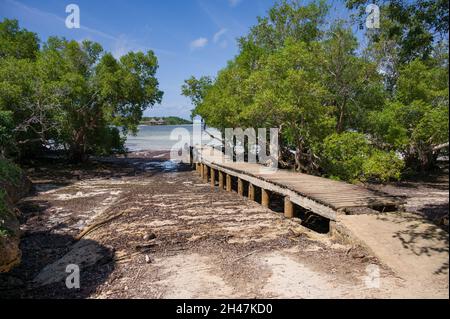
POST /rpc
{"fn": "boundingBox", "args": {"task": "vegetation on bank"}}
[0,19,163,162]
[0,189,10,237]
[0,158,21,186]
[182,0,449,183]
[0,159,22,236]
[0,1,448,185]
[140,116,192,125]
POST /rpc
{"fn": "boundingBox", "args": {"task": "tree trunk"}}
[418,148,437,171]
[336,98,347,134]
[295,145,302,172]
[70,145,88,163]
[336,111,344,133]
[295,139,308,173]
[405,145,438,172]
[70,128,88,163]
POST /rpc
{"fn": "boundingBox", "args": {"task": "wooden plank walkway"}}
[193,146,405,221]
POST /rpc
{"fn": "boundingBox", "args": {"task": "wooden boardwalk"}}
[193,146,405,221]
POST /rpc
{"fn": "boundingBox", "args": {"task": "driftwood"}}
[230,250,261,263]
[75,211,126,241]
[135,241,158,250]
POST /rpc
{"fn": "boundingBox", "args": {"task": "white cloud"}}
[197,0,246,40]
[228,0,243,7]
[213,28,227,43]
[190,37,208,50]
[112,35,177,58]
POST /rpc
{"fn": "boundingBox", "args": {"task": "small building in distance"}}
[140,116,191,125]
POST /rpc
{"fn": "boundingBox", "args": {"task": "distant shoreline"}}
[123,149,172,160]
[137,124,192,126]
[140,116,192,126]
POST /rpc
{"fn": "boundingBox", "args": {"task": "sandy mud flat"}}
[0,152,447,298]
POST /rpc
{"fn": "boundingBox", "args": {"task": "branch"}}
[433,142,449,152]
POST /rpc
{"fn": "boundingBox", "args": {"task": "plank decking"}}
[194,146,405,221]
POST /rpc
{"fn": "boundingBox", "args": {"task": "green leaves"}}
[181,76,213,110]
[362,150,404,183]
[0,111,14,156]
[188,0,448,179]
[0,19,163,161]
[346,0,448,64]
[0,19,39,60]
[368,59,449,169]
[396,59,448,105]
[181,1,410,180]
[241,0,328,51]
[322,132,371,182]
[413,103,449,147]
[368,102,409,150]
[322,132,404,183]
[321,24,385,132]
[97,50,163,135]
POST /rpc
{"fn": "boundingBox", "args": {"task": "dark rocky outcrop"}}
[0,161,31,272]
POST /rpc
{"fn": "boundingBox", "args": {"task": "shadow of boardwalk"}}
[419,203,449,229]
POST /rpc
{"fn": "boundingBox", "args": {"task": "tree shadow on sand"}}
[418,202,449,229]
[0,152,193,299]
[0,231,115,299]
[376,211,449,276]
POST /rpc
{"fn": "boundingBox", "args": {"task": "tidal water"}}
[125,125,221,151]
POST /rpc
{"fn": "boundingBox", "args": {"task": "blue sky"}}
[0,0,356,120]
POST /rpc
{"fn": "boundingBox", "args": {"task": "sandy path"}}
[339,213,448,298]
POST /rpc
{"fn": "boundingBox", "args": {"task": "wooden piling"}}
[218,171,224,190]
[189,147,194,169]
[194,145,406,222]
[248,183,255,201]
[210,167,215,187]
[261,189,269,208]
[203,165,209,183]
[284,197,294,218]
[226,174,232,192]
[238,178,244,196]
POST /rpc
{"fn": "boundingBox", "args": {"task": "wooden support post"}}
[226,174,232,192]
[218,171,224,190]
[284,197,294,218]
[238,178,244,196]
[200,163,204,178]
[189,147,194,169]
[261,189,269,208]
[210,167,215,187]
[248,183,255,201]
[203,165,209,183]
